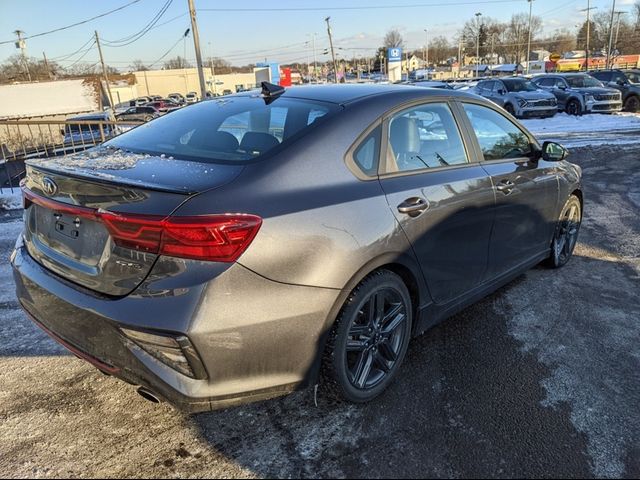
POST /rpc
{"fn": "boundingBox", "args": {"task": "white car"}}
[185,92,198,104]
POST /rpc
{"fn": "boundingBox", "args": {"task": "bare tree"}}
[163,56,191,70]
[0,54,62,83]
[503,13,542,63]
[129,59,148,71]
[383,29,404,48]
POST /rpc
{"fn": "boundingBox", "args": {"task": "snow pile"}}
[522,112,640,136]
[0,188,22,210]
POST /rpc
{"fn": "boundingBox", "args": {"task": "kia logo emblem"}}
[42,177,58,196]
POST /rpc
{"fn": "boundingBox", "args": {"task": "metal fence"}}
[0,119,142,189]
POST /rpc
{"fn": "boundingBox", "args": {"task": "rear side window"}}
[462,103,531,161]
[352,125,381,176]
[105,97,340,164]
[386,102,468,172]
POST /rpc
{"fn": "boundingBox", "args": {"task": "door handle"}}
[496,180,515,195]
[397,197,429,217]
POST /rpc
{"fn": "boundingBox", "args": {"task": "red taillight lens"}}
[102,213,262,262]
[161,215,262,262]
[23,188,262,263]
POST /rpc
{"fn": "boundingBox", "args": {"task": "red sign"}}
[279,68,292,87]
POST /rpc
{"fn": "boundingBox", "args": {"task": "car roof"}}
[67,111,111,120]
[236,84,478,104]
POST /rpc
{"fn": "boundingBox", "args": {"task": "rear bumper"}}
[12,235,340,413]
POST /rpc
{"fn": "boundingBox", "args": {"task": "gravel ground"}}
[0,144,638,478]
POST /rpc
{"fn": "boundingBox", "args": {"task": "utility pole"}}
[607,0,617,69]
[13,30,31,82]
[325,17,339,83]
[424,28,429,69]
[208,42,217,95]
[581,1,597,72]
[42,51,53,80]
[475,12,482,78]
[614,11,627,58]
[458,37,464,77]
[95,31,114,108]
[312,33,318,82]
[187,0,207,99]
[526,0,534,75]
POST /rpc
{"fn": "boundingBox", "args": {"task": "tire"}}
[566,99,582,116]
[504,103,516,116]
[545,194,582,268]
[143,115,154,122]
[624,95,640,112]
[322,270,413,403]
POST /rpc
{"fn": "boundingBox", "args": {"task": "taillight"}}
[23,188,262,262]
[102,213,262,262]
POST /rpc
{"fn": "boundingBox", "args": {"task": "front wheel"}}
[624,95,640,112]
[546,194,582,268]
[504,103,516,116]
[566,99,582,116]
[322,270,412,403]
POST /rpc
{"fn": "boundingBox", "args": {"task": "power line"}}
[0,0,141,45]
[147,29,191,68]
[64,41,97,69]
[102,0,173,47]
[48,35,96,61]
[200,0,525,12]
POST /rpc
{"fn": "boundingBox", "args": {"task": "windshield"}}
[625,71,640,84]
[105,96,339,164]
[502,79,538,92]
[566,76,604,88]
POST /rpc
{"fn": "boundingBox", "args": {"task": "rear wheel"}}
[624,95,640,112]
[546,194,582,268]
[322,270,412,403]
[143,115,154,122]
[566,99,582,116]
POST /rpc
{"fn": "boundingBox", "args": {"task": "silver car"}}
[474,77,558,118]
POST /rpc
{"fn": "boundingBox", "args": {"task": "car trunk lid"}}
[22,148,243,296]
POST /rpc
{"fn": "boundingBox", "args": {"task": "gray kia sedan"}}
[12,83,583,412]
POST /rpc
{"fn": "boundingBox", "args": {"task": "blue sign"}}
[388,48,402,63]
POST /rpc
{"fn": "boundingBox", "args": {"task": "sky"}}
[0,0,636,69]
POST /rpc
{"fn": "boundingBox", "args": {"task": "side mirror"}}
[617,80,627,86]
[542,141,569,162]
[497,89,506,95]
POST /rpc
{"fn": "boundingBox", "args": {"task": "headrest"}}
[190,130,239,153]
[390,116,421,154]
[240,132,280,155]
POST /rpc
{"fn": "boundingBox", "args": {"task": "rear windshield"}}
[105,96,339,163]
[565,76,603,88]
[503,79,538,92]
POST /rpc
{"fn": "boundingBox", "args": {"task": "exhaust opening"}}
[137,387,161,404]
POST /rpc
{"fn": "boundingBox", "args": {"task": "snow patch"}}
[0,188,22,211]
[522,112,640,136]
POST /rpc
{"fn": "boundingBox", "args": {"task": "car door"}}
[492,80,507,107]
[458,101,559,279]
[377,100,496,304]
[553,78,571,109]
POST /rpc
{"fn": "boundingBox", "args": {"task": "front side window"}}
[625,71,640,84]
[386,102,468,172]
[462,103,532,161]
[105,97,339,163]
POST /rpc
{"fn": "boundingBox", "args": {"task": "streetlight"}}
[526,0,534,75]
[614,11,627,58]
[475,12,482,78]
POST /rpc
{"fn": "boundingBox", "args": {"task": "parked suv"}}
[473,77,557,118]
[589,69,640,112]
[185,92,199,103]
[532,74,622,115]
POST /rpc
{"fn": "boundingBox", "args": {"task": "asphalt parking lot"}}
[0,143,639,478]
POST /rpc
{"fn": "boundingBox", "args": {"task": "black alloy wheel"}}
[504,103,516,116]
[547,194,582,268]
[566,99,582,116]
[322,270,412,403]
[624,95,640,112]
